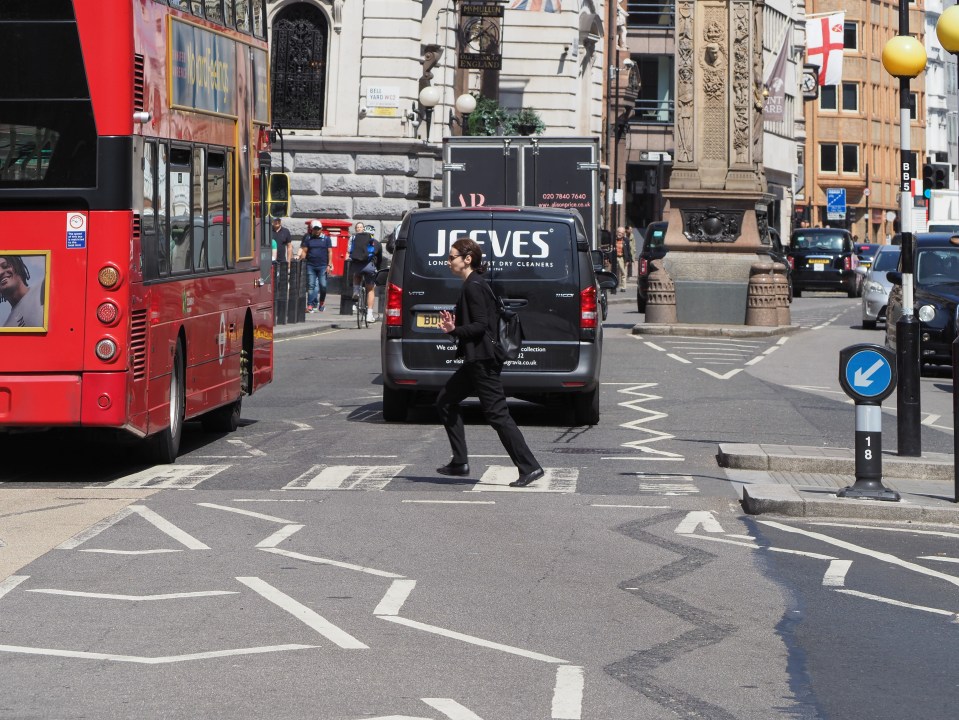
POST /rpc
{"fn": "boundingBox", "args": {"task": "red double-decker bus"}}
[0,0,275,462]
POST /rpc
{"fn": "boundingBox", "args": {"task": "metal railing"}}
[626,0,675,28]
[630,98,675,125]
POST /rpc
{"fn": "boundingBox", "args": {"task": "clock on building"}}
[801,64,820,100]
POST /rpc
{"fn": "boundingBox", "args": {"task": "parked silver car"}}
[858,245,901,329]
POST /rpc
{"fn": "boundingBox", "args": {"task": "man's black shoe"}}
[509,467,545,487]
[437,462,470,477]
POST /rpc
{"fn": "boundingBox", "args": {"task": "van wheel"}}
[201,398,242,433]
[571,388,599,426]
[150,342,185,464]
[382,386,408,422]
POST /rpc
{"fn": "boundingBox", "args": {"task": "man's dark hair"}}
[0,255,29,283]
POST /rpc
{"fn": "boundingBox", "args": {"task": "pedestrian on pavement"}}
[271,217,292,264]
[347,222,383,323]
[624,225,636,279]
[435,237,544,488]
[298,220,334,312]
[614,226,628,291]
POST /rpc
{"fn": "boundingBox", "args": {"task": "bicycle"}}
[354,270,376,329]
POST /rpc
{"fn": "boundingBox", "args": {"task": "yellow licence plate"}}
[809,259,829,265]
[416,313,441,329]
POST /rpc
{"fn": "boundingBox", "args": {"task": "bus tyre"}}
[201,398,242,433]
[382,386,408,422]
[151,342,185,464]
[572,387,599,426]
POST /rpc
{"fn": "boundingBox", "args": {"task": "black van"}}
[379,206,616,425]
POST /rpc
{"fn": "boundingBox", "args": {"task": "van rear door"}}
[401,215,580,373]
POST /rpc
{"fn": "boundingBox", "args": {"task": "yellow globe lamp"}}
[882,35,927,78]
[937,6,959,55]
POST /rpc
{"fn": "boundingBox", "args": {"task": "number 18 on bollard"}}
[837,344,901,501]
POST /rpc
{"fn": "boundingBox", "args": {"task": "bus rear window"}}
[0,4,97,188]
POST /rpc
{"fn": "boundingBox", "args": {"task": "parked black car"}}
[787,227,859,297]
[885,233,959,371]
[636,220,668,313]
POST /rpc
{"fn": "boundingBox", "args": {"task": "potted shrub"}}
[505,107,546,136]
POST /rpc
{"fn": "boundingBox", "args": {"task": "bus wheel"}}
[382,386,408,422]
[151,342,185,464]
[201,398,242,433]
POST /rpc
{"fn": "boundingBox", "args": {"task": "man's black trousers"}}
[436,360,539,475]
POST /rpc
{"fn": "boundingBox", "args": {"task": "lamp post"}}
[447,93,477,136]
[418,85,441,142]
[882,29,927,456]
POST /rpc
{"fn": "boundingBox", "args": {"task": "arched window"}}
[271,3,328,129]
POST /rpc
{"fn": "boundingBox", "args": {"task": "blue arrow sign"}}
[826,188,846,217]
[844,349,893,399]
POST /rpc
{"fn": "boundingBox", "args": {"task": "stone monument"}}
[658,0,777,325]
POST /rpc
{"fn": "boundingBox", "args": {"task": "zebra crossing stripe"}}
[470,466,578,493]
[283,465,407,491]
[91,465,230,489]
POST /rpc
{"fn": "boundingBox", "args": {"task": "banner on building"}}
[509,0,563,11]
[806,12,844,86]
[763,34,790,121]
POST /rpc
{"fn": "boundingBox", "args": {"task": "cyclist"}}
[347,222,383,323]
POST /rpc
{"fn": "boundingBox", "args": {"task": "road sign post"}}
[838,344,901,501]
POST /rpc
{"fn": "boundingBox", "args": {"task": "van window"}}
[409,220,574,282]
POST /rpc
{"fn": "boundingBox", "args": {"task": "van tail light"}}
[640,258,648,276]
[580,286,597,330]
[786,256,795,270]
[386,282,403,326]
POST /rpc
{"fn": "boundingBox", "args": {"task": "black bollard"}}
[837,402,900,501]
[954,336,959,502]
[897,314,922,456]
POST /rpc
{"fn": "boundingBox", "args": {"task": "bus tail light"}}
[96,302,119,325]
[98,265,121,289]
[386,282,403,326]
[95,339,118,361]
[580,286,598,329]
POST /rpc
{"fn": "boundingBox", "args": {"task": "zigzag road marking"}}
[616,384,683,459]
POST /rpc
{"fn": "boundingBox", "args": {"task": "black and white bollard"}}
[837,344,900,501]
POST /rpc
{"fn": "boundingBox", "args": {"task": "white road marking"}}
[644,342,667,352]
[285,420,314,431]
[768,547,837,560]
[79,549,182,555]
[260,547,404,578]
[0,575,29,600]
[197,503,294,524]
[683,535,838,559]
[667,353,692,364]
[401,500,496,504]
[811,522,959,539]
[674,511,724,534]
[823,560,853,587]
[759,520,959,588]
[27,589,237,601]
[236,576,368,649]
[592,504,671,509]
[835,589,959,619]
[551,665,585,719]
[373,579,417,616]
[639,483,698,495]
[57,505,209,551]
[470,466,578,493]
[698,368,743,379]
[922,414,941,426]
[919,556,959,564]
[227,439,266,456]
[379,616,566,663]
[745,356,765,366]
[283,465,406,491]
[256,524,304,548]
[0,643,316,664]
[618,384,684,459]
[422,698,484,720]
[603,456,685,461]
[726,534,756,540]
[92,464,229,489]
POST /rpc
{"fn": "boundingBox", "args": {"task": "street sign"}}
[826,188,846,220]
[839,344,896,403]
[458,53,502,69]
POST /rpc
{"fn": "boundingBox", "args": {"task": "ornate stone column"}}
[658,0,775,325]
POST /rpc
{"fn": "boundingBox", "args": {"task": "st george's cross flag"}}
[510,0,563,11]
[806,12,845,86]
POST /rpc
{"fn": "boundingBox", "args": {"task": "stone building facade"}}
[267,0,609,239]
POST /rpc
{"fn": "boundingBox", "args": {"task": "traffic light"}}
[923,163,934,198]
[933,163,950,189]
